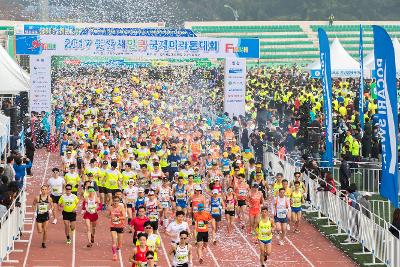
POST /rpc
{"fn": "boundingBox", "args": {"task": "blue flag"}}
[318,28,333,168]
[373,26,399,208]
[359,25,365,131]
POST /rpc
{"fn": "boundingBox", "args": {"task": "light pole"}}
[224,4,239,21]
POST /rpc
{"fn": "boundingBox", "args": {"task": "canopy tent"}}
[364,38,400,78]
[0,45,29,94]
[305,38,360,78]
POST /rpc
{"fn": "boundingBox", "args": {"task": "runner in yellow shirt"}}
[59,184,80,244]
[64,164,81,195]
[105,161,122,205]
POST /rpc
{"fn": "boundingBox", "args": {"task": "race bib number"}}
[171,162,177,168]
[260,228,271,238]
[192,206,198,213]
[277,208,288,219]
[239,189,247,196]
[149,213,158,221]
[161,201,169,208]
[109,180,117,186]
[177,254,188,263]
[211,207,220,215]
[226,203,234,211]
[52,187,59,193]
[223,166,230,171]
[176,193,185,200]
[112,216,121,225]
[197,221,206,230]
[127,197,135,204]
[38,203,48,214]
[87,203,97,214]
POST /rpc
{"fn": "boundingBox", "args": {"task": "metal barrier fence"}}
[305,172,400,266]
[0,181,26,263]
[264,145,400,266]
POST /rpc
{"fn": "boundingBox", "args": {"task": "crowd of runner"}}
[28,64,313,267]
[28,63,393,267]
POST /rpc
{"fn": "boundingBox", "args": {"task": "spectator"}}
[13,157,32,189]
[358,192,372,219]
[24,133,35,176]
[389,208,400,239]
[348,183,361,208]
[322,171,337,195]
[3,156,15,182]
[0,175,9,200]
[339,154,351,190]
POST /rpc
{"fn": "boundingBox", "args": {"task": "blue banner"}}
[373,26,399,208]
[359,25,365,131]
[23,25,196,37]
[318,28,333,168]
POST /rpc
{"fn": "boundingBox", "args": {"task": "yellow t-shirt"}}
[105,169,122,189]
[64,173,81,192]
[59,194,79,212]
[291,191,303,208]
[257,218,272,241]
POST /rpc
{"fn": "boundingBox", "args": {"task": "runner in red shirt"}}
[130,206,149,244]
[108,195,126,261]
[130,232,149,267]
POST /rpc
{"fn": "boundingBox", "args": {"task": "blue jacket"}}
[14,161,32,181]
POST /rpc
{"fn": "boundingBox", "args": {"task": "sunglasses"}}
[180,237,188,239]
[147,257,154,260]
[145,226,152,229]
[66,188,72,190]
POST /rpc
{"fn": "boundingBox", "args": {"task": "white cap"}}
[148,190,155,195]
[212,189,219,194]
[194,185,202,191]
[138,187,145,193]
[214,176,220,181]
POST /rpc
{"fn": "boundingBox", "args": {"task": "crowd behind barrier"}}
[263,144,400,266]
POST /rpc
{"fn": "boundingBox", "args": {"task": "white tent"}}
[306,38,360,78]
[0,45,29,94]
[364,38,400,77]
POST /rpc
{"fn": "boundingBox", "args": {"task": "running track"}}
[3,149,357,267]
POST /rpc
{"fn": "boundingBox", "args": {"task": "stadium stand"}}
[185,21,400,66]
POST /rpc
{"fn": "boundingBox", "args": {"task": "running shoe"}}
[91,234,94,243]
[41,243,46,248]
[86,243,92,248]
[102,204,106,211]
[52,218,57,224]
[294,229,300,234]
[287,224,291,231]
[278,240,284,246]
[66,239,72,244]
[199,258,203,264]
[112,254,118,261]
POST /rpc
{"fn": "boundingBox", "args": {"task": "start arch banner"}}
[16,35,260,59]
[15,33,260,115]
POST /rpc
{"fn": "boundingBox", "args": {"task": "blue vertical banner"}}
[373,26,399,208]
[318,28,333,168]
[359,25,365,131]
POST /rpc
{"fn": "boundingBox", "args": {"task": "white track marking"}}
[23,152,51,267]
[72,230,76,267]
[285,237,315,267]
[232,223,259,256]
[118,249,123,267]
[206,246,220,267]
[159,234,172,267]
